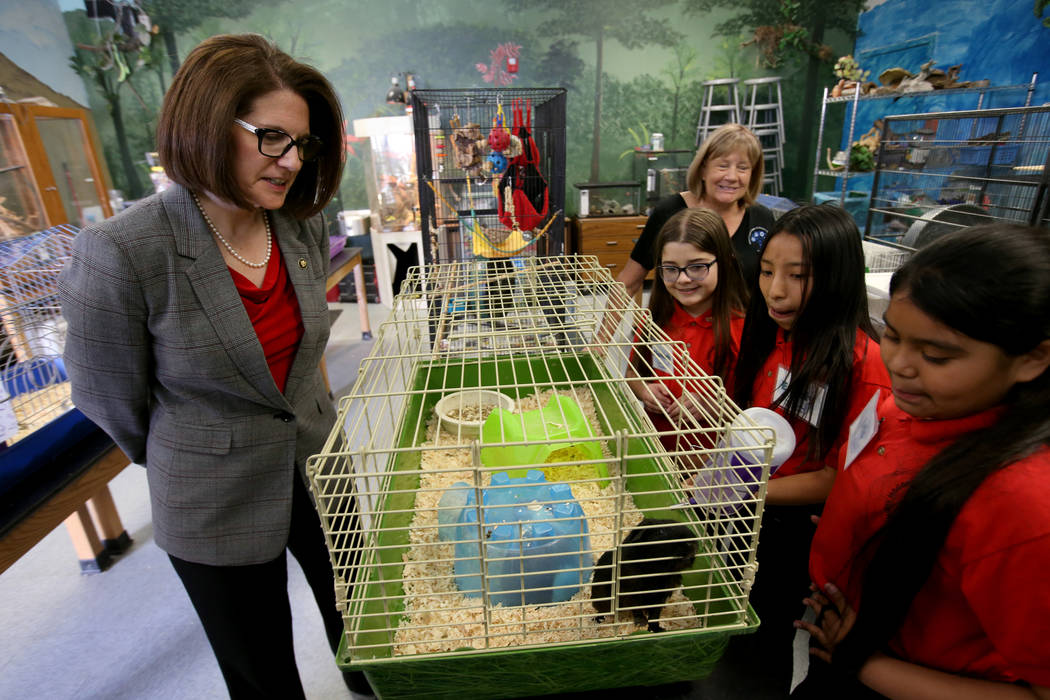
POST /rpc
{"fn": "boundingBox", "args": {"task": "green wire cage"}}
[307,257,774,699]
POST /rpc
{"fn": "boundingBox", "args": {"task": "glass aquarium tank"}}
[573,181,642,217]
[353,116,419,232]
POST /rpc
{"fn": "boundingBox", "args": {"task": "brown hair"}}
[156,34,344,218]
[643,207,748,380]
[685,124,764,209]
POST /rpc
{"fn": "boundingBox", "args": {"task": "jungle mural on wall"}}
[59,0,865,215]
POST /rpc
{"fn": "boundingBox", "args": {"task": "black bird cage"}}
[411,88,567,265]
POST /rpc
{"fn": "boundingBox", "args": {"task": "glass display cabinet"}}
[0,113,48,239]
[353,115,420,233]
[0,103,113,237]
[632,148,694,214]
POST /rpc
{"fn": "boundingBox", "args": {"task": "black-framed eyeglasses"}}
[234,118,323,162]
[657,261,716,283]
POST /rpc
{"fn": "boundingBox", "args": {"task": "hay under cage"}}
[307,256,775,699]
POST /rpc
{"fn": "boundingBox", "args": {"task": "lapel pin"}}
[298,258,308,269]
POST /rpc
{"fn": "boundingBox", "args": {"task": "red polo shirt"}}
[634,303,744,442]
[229,237,304,394]
[749,328,889,478]
[657,303,745,383]
[810,399,1050,686]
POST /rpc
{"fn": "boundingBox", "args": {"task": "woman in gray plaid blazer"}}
[59,34,371,698]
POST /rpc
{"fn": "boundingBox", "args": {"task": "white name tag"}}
[843,390,881,471]
[773,366,827,427]
[652,343,674,374]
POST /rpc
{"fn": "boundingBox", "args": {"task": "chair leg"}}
[87,485,131,555]
[64,506,112,574]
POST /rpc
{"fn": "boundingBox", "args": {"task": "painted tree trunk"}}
[109,92,144,199]
[798,13,826,201]
[590,32,603,182]
[162,29,180,77]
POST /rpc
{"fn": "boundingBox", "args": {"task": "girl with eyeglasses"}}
[626,207,748,449]
[718,204,890,697]
[797,224,1050,698]
[59,35,372,698]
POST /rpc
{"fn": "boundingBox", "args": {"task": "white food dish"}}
[434,389,515,438]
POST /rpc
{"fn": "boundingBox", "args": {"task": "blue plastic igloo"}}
[438,470,590,606]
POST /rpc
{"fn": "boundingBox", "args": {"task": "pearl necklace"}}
[192,192,272,269]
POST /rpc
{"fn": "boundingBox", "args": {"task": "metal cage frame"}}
[307,257,775,698]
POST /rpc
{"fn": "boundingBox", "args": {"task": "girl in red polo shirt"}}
[798,224,1050,698]
[724,204,889,696]
[627,207,749,446]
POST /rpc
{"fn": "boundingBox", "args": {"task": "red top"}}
[749,328,889,478]
[228,237,304,393]
[633,303,745,441]
[810,398,1050,686]
[652,303,745,382]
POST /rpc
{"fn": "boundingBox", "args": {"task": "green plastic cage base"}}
[338,352,757,697]
[337,608,758,700]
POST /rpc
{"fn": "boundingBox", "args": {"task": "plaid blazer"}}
[59,184,336,566]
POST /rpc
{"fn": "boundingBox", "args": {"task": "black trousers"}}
[169,474,371,699]
[708,504,820,699]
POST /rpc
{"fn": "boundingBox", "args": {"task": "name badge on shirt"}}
[843,390,881,471]
[652,343,674,374]
[773,365,827,427]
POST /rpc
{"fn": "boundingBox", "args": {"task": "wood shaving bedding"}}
[393,389,699,655]
[7,382,72,445]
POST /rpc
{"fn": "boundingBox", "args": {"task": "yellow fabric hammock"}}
[427,179,560,259]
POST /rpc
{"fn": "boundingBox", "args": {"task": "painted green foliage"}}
[66,9,156,199]
[514,0,683,182]
[140,0,260,76]
[1038,0,1050,28]
[63,0,797,210]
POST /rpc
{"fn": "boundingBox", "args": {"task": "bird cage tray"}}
[311,350,764,699]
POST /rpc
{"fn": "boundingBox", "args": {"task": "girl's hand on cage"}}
[677,391,715,422]
[641,382,675,415]
[796,582,856,663]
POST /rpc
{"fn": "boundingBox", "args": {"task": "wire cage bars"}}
[865,104,1050,245]
[307,256,775,699]
[0,226,77,445]
[411,88,567,266]
[862,239,910,273]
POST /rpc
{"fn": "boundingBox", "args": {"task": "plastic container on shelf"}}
[439,470,591,606]
[865,272,894,336]
[813,190,870,229]
[756,193,798,219]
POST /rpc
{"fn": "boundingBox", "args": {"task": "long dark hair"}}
[732,204,875,460]
[835,223,1050,675]
[638,208,747,381]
